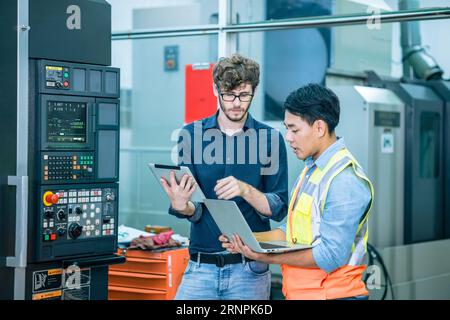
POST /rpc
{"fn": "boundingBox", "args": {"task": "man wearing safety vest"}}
[220,84,374,300]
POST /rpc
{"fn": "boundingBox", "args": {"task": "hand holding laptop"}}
[219,234,238,253]
[205,199,311,254]
[219,234,271,263]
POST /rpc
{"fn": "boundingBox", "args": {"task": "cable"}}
[364,243,395,300]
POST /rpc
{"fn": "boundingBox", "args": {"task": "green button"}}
[64,72,69,78]
[45,235,49,241]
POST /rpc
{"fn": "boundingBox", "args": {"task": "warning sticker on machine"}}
[381,132,395,154]
[32,290,63,300]
[32,269,63,293]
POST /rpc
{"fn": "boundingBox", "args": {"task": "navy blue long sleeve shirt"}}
[169,112,288,255]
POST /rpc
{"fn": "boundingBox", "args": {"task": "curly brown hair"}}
[213,54,260,92]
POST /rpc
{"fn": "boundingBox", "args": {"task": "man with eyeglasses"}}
[160,54,288,300]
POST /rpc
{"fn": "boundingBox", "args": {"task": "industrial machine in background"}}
[378,80,445,245]
[0,0,124,300]
[426,81,450,240]
[328,0,450,296]
[332,0,449,249]
[332,76,450,248]
[422,81,450,241]
[332,85,405,248]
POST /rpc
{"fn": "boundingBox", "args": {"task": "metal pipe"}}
[400,0,422,78]
[112,7,450,41]
[400,1,444,80]
[112,25,219,41]
[224,7,450,32]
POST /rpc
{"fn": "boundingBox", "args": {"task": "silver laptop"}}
[204,199,312,253]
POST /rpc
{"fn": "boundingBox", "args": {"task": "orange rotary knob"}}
[43,191,59,206]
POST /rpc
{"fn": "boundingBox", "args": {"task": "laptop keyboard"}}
[259,242,288,249]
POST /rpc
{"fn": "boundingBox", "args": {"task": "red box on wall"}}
[185,63,217,124]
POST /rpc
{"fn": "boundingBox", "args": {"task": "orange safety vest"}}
[282,148,374,300]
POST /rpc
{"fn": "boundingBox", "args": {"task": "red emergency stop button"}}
[64,81,69,87]
[43,191,59,206]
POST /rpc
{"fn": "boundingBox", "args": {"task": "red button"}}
[45,193,59,205]
[50,234,56,241]
[64,81,69,87]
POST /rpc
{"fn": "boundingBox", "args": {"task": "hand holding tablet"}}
[148,163,206,203]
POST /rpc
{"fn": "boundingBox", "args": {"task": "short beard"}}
[218,99,251,122]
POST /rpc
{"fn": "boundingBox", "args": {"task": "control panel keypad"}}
[42,153,95,183]
[41,187,117,243]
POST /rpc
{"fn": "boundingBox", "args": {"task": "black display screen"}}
[47,101,87,143]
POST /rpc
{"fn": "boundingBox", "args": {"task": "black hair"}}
[284,83,340,134]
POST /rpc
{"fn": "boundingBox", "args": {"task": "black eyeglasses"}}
[219,92,254,102]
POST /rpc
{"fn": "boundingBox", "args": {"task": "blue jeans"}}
[175,256,271,300]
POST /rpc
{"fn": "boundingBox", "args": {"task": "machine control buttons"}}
[57,209,66,220]
[40,187,117,243]
[43,191,59,206]
[42,153,95,183]
[45,210,55,219]
[106,193,115,201]
[68,223,83,239]
[43,233,56,242]
[57,227,66,236]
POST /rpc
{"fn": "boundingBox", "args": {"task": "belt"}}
[190,253,253,268]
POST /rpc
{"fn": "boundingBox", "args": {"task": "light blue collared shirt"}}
[279,138,371,274]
